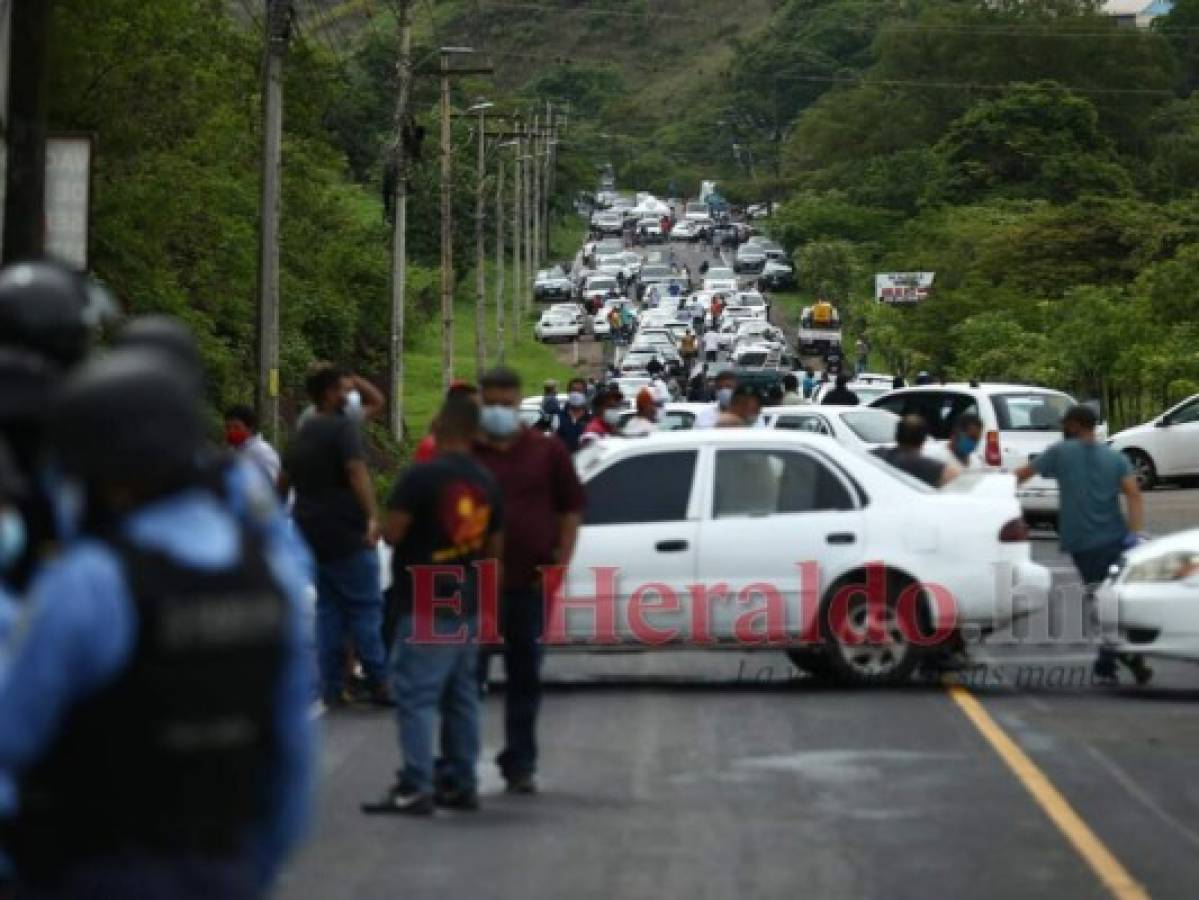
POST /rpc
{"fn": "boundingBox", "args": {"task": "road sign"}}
[44,135,93,270]
[875,272,934,304]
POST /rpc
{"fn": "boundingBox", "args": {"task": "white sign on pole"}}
[44,136,92,270]
[875,272,934,304]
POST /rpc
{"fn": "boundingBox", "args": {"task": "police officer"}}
[0,260,115,588]
[0,349,314,898]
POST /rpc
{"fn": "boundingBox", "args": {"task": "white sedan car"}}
[1107,393,1199,489]
[534,311,581,342]
[761,405,898,452]
[562,430,1050,683]
[1098,529,1199,663]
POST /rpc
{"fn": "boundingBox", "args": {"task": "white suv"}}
[870,383,1086,527]
[1107,393,1199,489]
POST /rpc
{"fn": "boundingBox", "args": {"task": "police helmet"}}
[0,260,116,366]
[112,315,204,395]
[48,349,204,486]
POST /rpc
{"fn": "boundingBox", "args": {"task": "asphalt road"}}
[278,488,1199,900]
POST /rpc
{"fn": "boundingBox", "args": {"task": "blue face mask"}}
[717,387,734,409]
[481,405,520,439]
[0,509,26,571]
[954,435,979,458]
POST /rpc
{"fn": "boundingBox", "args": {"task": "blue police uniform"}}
[0,488,316,896]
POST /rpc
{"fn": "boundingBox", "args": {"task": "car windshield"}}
[992,392,1073,431]
[588,278,616,290]
[841,410,899,444]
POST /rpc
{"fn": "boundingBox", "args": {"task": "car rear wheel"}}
[1125,449,1157,490]
[819,572,922,686]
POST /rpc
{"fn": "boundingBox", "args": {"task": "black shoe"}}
[435,786,481,811]
[361,784,434,816]
[505,773,538,795]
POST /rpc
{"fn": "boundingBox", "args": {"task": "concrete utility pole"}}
[531,113,540,276]
[2,0,50,264]
[511,126,522,343]
[470,101,493,379]
[494,148,505,363]
[387,0,412,442]
[523,123,533,321]
[543,101,554,260]
[256,0,293,442]
[438,50,453,392]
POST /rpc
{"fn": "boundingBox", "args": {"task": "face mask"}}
[954,435,979,457]
[343,389,365,421]
[481,405,520,439]
[226,423,251,448]
[0,509,26,571]
[603,409,623,427]
[568,391,587,408]
[717,387,733,409]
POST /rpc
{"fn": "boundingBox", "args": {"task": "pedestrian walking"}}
[225,404,282,486]
[801,367,818,400]
[279,364,391,708]
[855,338,869,376]
[475,368,585,794]
[556,387,593,454]
[413,382,479,462]
[363,396,503,816]
[695,370,737,428]
[623,388,659,436]
[1015,405,1150,685]
[538,379,561,432]
[0,349,314,899]
[716,384,763,428]
[703,327,720,364]
[821,373,861,406]
[874,416,959,487]
[680,329,699,373]
[781,373,804,406]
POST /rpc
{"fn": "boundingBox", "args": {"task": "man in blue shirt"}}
[1017,404,1148,685]
[0,349,315,898]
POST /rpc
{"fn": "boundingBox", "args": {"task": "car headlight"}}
[1124,551,1199,584]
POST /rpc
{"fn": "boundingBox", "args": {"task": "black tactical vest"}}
[8,528,289,881]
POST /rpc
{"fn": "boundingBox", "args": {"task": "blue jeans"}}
[391,615,480,795]
[496,588,545,779]
[1072,541,1125,676]
[315,547,387,695]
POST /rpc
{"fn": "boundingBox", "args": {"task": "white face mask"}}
[343,389,365,421]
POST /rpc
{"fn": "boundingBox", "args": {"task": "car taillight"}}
[999,518,1030,542]
[984,430,1002,467]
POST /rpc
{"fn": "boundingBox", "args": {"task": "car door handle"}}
[826,533,857,545]
[655,540,689,553]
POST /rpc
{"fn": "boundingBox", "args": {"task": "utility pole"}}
[495,149,505,363]
[543,101,554,260]
[471,102,492,379]
[256,0,293,442]
[387,0,412,442]
[511,125,522,343]
[2,0,51,264]
[523,122,533,321]
[438,51,453,392]
[531,112,540,275]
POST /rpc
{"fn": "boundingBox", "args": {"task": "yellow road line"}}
[944,683,1150,900]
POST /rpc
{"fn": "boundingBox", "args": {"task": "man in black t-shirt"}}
[873,415,957,488]
[363,396,503,816]
[280,364,388,708]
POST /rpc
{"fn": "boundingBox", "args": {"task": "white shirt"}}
[240,433,282,485]
[623,416,656,437]
[925,440,977,471]
[695,404,721,429]
[703,331,720,352]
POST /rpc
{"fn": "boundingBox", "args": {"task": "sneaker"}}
[435,786,481,811]
[361,784,434,816]
[505,773,538,795]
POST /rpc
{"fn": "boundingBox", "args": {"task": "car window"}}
[992,392,1071,432]
[713,449,854,518]
[872,391,975,440]
[841,410,898,444]
[1168,399,1199,425]
[774,414,830,435]
[584,451,697,526]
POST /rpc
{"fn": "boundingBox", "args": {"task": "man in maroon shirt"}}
[475,367,584,794]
